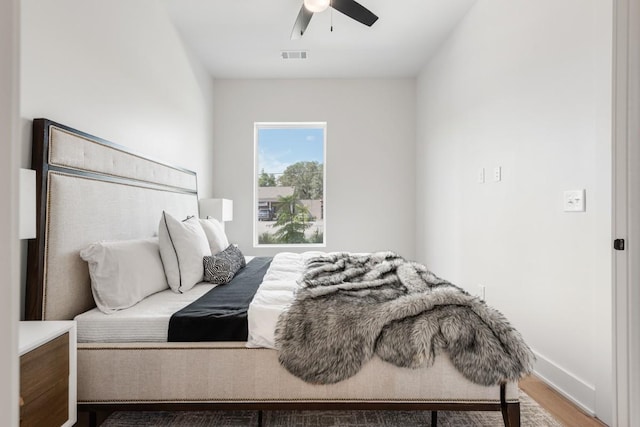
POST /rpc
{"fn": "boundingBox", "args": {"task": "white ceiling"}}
[165,0,476,79]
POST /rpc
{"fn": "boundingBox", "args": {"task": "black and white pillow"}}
[203,245,246,285]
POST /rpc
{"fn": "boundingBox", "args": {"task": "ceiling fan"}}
[291,0,378,39]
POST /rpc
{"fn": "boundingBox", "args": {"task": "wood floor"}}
[520,375,608,427]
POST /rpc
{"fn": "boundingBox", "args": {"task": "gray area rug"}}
[102,391,561,426]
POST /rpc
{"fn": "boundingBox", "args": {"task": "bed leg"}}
[88,411,97,427]
[431,410,438,427]
[500,383,521,427]
[501,402,520,427]
[257,410,263,427]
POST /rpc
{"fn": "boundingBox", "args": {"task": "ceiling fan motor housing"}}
[304,0,331,13]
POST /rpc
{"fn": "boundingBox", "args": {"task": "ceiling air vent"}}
[281,50,308,60]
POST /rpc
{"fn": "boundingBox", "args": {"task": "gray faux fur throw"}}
[274,252,534,386]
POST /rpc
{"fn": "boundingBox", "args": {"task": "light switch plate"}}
[564,190,586,212]
[493,166,501,182]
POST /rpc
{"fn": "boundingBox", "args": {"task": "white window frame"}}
[253,122,327,248]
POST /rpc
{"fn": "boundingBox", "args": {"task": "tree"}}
[271,194,312,244]
[258,169,277,187]
[278,161,323,200]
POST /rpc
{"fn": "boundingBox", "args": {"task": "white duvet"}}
[246,251,325,349]
[75,253,321,345]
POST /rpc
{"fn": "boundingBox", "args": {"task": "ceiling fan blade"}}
[291,5,314,39]
[331,0,378,27]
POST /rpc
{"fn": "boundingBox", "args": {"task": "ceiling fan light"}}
[303,0,330,13]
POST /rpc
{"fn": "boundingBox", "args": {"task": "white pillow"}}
[199,217,230,255]
[80,237,169,314]
[158,211,211,293]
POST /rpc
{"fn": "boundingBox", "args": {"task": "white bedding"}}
[75,256,256,342]
[75,282,217,342]
[75,253,322,345]
[246,252,324,349]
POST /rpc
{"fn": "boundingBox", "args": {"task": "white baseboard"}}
[532,350,596,415]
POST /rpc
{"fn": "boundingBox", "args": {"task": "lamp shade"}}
[19,168,36,240]
[304,0,330,13]
[199,198,233,222]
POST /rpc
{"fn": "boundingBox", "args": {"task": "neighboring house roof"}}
[258,186,294,202]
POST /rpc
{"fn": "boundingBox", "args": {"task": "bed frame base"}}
[79,384,520,427]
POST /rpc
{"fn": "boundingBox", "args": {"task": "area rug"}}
[101,391,561,427]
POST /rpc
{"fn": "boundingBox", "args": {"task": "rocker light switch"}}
[564,190,586,212]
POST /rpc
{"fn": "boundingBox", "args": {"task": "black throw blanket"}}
[168,257,272,342]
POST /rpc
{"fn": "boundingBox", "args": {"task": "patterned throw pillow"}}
[203,245,246,284]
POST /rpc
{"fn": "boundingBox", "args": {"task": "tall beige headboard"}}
[26,119,199,320]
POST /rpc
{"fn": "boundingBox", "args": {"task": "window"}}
[254,122,326,247]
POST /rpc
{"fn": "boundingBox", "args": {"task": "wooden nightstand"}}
[19,321,77,427]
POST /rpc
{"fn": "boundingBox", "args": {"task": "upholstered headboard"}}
[26,119,199,320]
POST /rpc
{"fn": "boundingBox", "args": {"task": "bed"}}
[25,118,526,426]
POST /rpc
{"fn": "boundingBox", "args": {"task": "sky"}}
[258,126,324,176]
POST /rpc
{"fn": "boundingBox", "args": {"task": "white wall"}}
[1,0,20,424]
[20,0,215,196]
[212,79,416,258]
[416,0,612,423]
[20,0,215,318]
